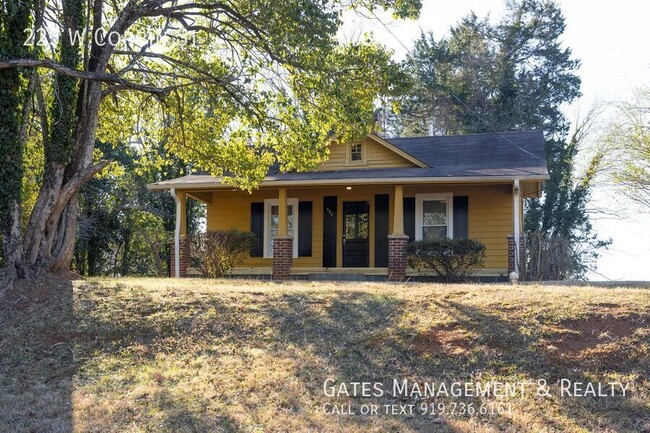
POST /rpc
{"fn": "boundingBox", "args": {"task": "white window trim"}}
[415,193,453,240]
[263,198,299,258]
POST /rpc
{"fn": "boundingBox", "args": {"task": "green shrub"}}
[188,229,257,277]
[406,238,486,282]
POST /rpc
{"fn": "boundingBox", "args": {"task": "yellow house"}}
[147,131,548,281]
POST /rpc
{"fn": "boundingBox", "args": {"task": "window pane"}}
[287,205,294,236]
[423,200,446,225]
[358,213,368,239]
[423,225,447,240]
[271,205,279,231]
[351,143,362,161]
[345,214,356,238]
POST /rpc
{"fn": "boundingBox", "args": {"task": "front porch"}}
[168,181,530,282]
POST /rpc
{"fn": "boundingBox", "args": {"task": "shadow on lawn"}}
[256,292,649,432]
[440,300,650,433]
[0,278,75,433]
[261,291,435,430]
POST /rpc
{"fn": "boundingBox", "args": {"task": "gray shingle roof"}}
[385,130,547,175]
[147,131,548,190]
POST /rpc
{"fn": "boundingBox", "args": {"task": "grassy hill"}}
[1,278,649,432]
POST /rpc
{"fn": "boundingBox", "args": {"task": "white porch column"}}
[511,179,521,281]
[170,189,187,278]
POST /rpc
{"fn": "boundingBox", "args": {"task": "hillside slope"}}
[1,278,649,432]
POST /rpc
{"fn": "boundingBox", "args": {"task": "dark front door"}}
[343,201,369,267]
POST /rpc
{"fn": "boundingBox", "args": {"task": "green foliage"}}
[400,1,580,135]
[92,2,417,191]
[525,123,611,279]
[0,0,32,229]
[73,140,203,276]
[187,229,257,277]
[4,0,424,277]
[406,238,486,282]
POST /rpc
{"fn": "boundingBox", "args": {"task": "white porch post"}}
[170,188,187,278]
[171,188,181,278]
[511,179,521,281]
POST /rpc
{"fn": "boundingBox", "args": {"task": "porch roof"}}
[147,130,549,191]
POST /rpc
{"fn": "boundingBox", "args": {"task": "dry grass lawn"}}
[1,277,649,432]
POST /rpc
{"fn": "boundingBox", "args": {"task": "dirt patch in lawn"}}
[411,324,472,355]
[2,276,71,311]
[546,313,649,366]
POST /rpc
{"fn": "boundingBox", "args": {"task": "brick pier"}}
[388,234,409,282]
[507,234,526,279]
[272,236,293,280]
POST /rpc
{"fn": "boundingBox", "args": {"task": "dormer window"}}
[350,143,362,161]
[347,142,366,165]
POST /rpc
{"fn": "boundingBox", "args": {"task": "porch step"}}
[308,273,368,281]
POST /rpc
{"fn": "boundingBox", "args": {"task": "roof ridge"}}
[386,130,543,140]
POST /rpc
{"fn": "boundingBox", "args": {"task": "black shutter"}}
[374,194,389,267]
[298,201,313,257]
[453,196,469,239]
[403,197,415,242]
[250,202,264,257]
[322,196,337,267]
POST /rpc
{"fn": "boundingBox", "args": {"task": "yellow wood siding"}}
[201,183,513,271]
[404,184,512,269]
[317,136,416,170]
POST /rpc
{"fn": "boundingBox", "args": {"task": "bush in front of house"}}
[188,229,257,277]
[406,238,486,282]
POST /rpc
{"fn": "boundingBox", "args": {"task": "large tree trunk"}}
[0,72,34,292]
[49,197,80,276]
[21,78,108,277]
[1,203,25,291]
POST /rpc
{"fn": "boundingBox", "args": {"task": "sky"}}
[341,0,650,281]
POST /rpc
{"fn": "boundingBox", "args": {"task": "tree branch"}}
[0,58,171,95]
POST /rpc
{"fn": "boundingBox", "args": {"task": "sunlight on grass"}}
[2,278,649,432]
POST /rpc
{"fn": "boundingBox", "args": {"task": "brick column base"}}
[388,234,409,282]
[170,236,189,277]
[507,234,526,281]
[272,236,293,280]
